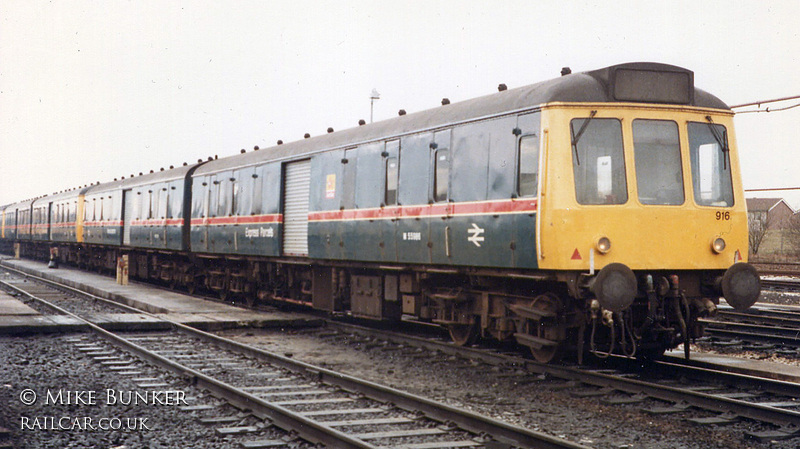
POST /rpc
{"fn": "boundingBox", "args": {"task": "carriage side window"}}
[158,189,168,219]
[217,180,232,216]
[688,122,734,207]
[570,118,626,205]
[633,120,684,205]
[170,184,183,218]
[231,180,238,215]
[252,171,263,215]
[518,135,539,197]
[385,157,399,206]
[147,190,153,220]
[151,189,159,219]
[434,149,449,202]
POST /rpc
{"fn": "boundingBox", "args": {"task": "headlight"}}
[712,237,726,254]
[596,236,611,254]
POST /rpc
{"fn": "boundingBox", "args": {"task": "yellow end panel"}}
[538,104,747,271]
[76,195,85,244]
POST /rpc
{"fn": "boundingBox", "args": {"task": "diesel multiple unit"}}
[1,63,761,362]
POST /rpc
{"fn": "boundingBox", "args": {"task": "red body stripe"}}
[309,198,537,222]
[128,219,182,227]
[190,214,283,226]
[85,220,125,227]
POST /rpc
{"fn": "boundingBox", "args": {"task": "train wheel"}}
[448,321,478,346]
[512,293,566,364]
[530,342,563,364]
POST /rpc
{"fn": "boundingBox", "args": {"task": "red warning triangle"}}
[734,250,742,262]
[571,248,582,260]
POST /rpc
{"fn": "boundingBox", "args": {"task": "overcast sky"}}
[1,1,799,208]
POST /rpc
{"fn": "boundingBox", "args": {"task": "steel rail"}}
[703,327,800,347]
[324,322,800,427]
[0,278,380,449]
[717,309,800,328]
[761,278,800,291]
[0,268,589,449]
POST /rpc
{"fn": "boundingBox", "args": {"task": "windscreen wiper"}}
[705,116,729,170]
[571,110,598,166]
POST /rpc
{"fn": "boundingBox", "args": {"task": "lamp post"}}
[370,88,380,123]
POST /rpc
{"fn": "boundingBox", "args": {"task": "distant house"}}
[746,197,797,257]
[746,198,794,230]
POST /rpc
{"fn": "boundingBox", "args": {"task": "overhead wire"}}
[735,102,800,114]
[730,94,800,114]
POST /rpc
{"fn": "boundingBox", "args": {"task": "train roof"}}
[195,62,729,176]
[29,189,86,209]
[83,163,201,196]
[4,198,37,210]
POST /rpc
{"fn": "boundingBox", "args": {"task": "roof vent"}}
[398,109,406,116]
[498,83,507,91]
[253,145,259,151]
[358,119,366,126]
[441,98,450,105]
[277,140,283,145]
[304,133,311,139]
[241,149,246,154]
[561,67,572,76]
[327,127,334,133]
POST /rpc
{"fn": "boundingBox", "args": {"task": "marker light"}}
[712,238,726,254]
[596,237,611,254]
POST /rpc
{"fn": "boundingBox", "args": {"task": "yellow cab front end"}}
[537,102,760,320]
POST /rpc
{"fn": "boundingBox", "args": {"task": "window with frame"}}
[385,157,399,206]
[633,119,684,205]
[434,149,449,202]
[157,188,168,219]
[570,118,627,205]
[518,135,539,197]
[231,180,238,215]
[688,122,734,207]
[252,171,263,215]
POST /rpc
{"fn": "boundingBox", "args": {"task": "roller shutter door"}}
[282,159,311,256]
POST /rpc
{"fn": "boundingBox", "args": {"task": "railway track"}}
[700,305,800,350]
[760,278,800,291]
[4,265,800,445]
[0,267,587,449]
[295,321,800,442]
